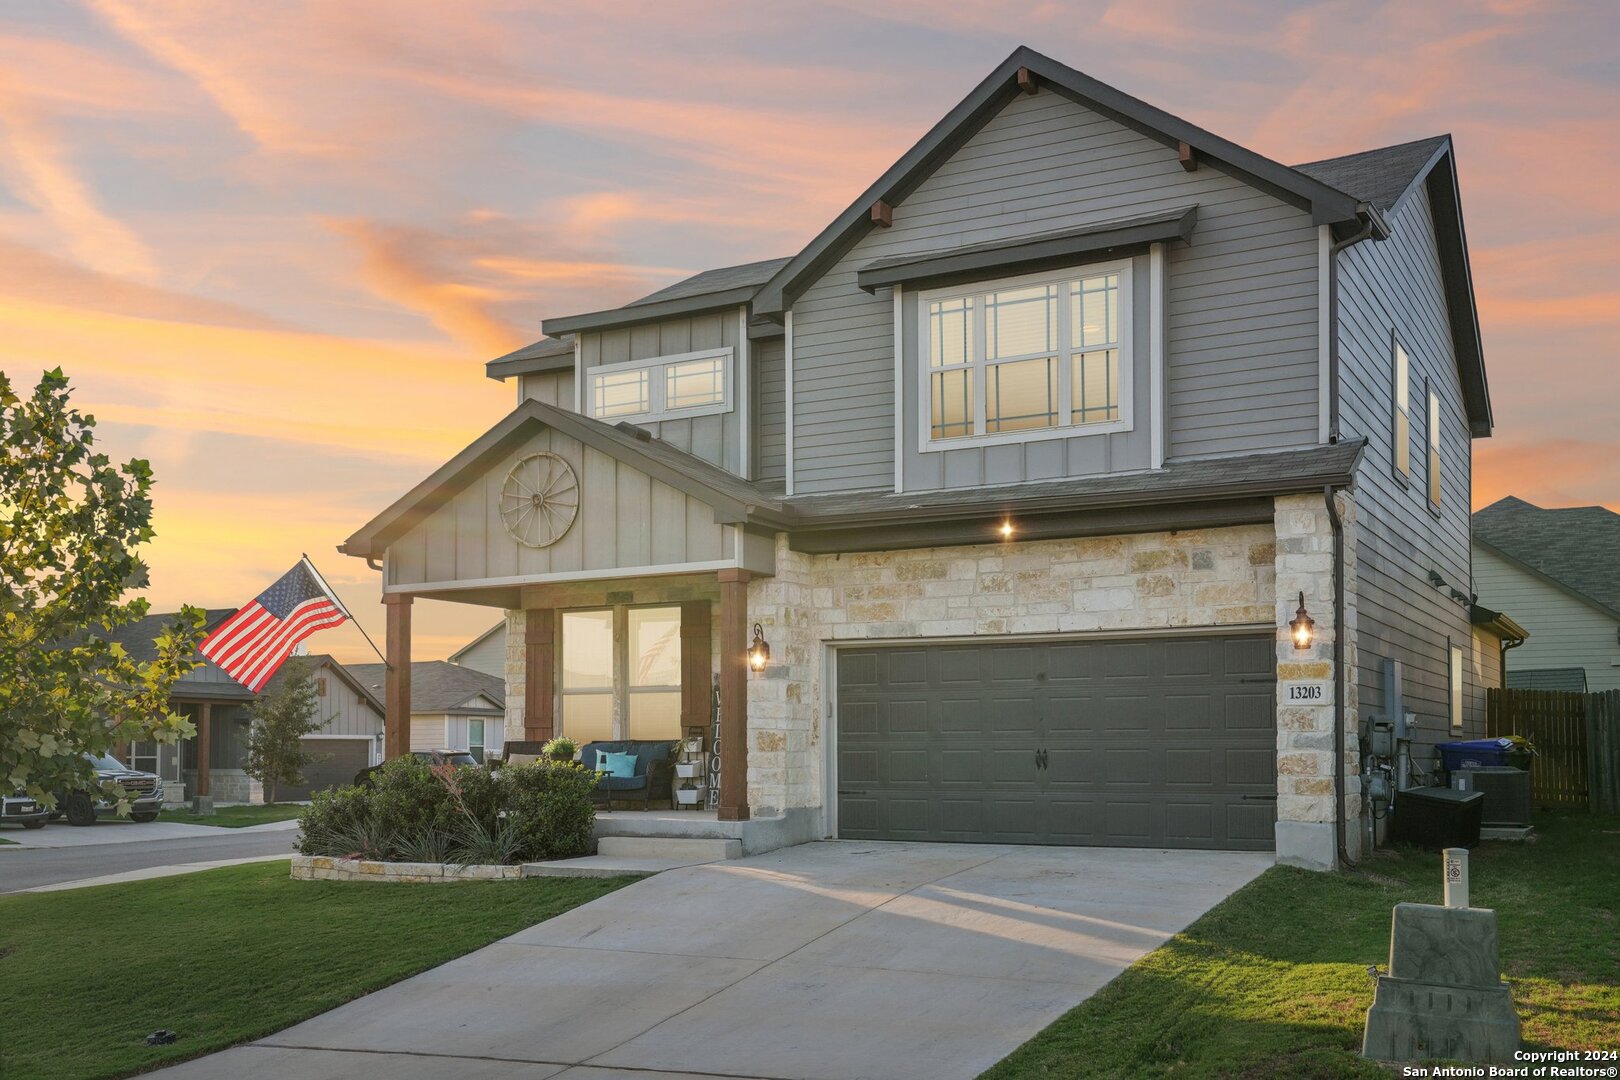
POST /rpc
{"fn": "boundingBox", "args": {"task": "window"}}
[129,740,159,775]
[1427,384,1442,508]
[559,605,685,743]
[1449,643,1465,733]
[468,718,485,764]
[586,348,731,423]
[920,264,1129,449]
[1392,340,1411,480]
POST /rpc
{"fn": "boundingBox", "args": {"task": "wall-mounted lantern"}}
[1288,592,1316,651]
[747,623,771,673]
[998,518,1015,541]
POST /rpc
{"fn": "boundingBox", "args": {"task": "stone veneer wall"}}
[1271,491,1359,868]
[745,522,1286,819]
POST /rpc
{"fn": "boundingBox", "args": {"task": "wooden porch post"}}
[717,569,752,821]
[384,593,412,759]
[524,608,555,742]
[196,701,212,798]
[680,600,713,736]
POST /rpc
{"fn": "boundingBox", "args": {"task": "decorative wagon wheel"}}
[500,452,579,548]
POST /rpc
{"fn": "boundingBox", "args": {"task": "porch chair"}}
[580,740,679,811]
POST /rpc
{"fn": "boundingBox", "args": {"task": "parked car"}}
[1,793,49,829]
[49,753,165,826]
[352,749,479,787]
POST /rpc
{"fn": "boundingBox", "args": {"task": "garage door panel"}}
[836,634,1276,850]
[278,739,371,801]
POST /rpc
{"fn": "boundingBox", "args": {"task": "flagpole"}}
[302,554,390,669]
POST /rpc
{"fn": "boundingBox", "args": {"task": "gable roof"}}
[449,621,505,665]
[345,660,505,716]
[543,257,792,337]
[339,398,792,560]
[751,46,1369,319]
[262,653,384,715]
[486,335,575,382]
[1473,497,1620,621]
[1294,135,1451,214]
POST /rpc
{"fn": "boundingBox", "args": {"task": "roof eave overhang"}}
[753,46,1365,320]
[542,286,757,337]
[485,352,573,382]
[856,207,1198,293]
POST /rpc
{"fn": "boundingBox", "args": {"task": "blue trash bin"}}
[1437,738,1517,771]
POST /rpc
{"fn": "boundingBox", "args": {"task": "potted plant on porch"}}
[541,736,578,763]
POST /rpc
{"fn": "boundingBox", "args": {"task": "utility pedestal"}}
[189,795,215,816]
[1362,901,1520,1063]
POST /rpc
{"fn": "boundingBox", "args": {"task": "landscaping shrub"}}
[296,756,599,865]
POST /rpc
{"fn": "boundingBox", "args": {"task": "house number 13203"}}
[1287,685,1324,701]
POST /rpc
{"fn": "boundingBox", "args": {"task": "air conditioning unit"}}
[1455,766,1532,827]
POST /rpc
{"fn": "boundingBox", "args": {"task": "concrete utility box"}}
[1362,903,1520,1063]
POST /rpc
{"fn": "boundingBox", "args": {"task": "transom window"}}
[560,605,684,744]
[586,348,732,423]
[920,264,1129,449]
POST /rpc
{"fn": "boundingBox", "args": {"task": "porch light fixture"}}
[1288,592,1316,651]
[747,623,771,673]
[998,519,1015,540]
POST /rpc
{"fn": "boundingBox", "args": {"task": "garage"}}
[277,738,373,801]
[834,633,1277,850]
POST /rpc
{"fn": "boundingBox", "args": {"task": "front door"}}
[560,605,683,743]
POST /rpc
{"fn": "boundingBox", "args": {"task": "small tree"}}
[243,655,331,804]
[1,368,205,808]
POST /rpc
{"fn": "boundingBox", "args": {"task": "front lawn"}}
[0,861,631,1080]
[984,811,1620,1079]
[160,803,306,828]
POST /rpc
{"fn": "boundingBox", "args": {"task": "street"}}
[0,826,297,893]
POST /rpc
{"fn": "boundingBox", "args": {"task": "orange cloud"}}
[1474,439,1620,513]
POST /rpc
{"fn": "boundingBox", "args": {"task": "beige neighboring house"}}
[449,622,507,679]
[347,661,506,763]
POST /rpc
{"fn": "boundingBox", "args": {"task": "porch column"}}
[524,608,555,742]
[196,702,212,798]
[384,593,412,759]
[717,569,752,821]
[680,600,712,737]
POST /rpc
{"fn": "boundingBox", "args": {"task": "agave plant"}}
[396,826,454,864]
[451,817,524,866]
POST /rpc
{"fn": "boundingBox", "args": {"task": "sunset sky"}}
[3,0,1616,664]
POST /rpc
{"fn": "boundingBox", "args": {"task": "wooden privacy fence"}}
[1486,687,1620,812]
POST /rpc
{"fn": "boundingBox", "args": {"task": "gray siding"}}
[450,623,507,679]
[788,89,1322,495]
[578,309,743,473]
[313,661,384,737]
[520,369,576,409]
[754,335,786,488]
[1473,545,1620,692]
[1336,183,1479,759]
[387,426,735,588]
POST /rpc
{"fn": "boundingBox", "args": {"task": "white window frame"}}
[1426,382,1443,510]
[1449,642,1465,734]
[915,261,1134,453]
[585,347,733,424]
[1392,337,1412,481]
[558,603,684,743]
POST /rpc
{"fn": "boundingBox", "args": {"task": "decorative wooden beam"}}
[1016,66,1038,95]
[716,568,752,821]
[384,593,412,759]
[870,199,893,228]
[680,600,713,740]
[1178,140,1198,172]
[524,609,555,742]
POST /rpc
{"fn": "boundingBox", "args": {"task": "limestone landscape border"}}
[291,854,524,882]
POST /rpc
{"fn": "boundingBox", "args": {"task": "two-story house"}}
[341,47,1492,869]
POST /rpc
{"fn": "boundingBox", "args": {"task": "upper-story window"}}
[586,347,732,423]
[919,262,1131,450]
[1392,339,1412,481]
[1427,383,1442,509]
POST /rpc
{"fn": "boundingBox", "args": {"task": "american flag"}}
[200,558,349,692]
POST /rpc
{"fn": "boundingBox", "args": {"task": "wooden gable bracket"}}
[1016,66,1038,95]
[1178,141,1198,172]
[870,199,893,228]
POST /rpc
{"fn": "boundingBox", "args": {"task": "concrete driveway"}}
[143,841,1272,1080]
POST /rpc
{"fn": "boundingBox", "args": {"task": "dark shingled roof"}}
[629,257,793,307]
[1473,496,1620,620]
[485,335,575,380]
[345,660,505,715]
[1293,135,1451,214]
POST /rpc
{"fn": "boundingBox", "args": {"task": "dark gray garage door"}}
[277,739,372,801]
[835,634,1276,850]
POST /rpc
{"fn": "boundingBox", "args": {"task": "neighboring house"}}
[449,621,507,679]
[346,661,506,763]
[340,47,1495,870]
[1473,497,1620,693]
[109,611,384,803]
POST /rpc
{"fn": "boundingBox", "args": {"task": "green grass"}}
[0,861,632,1080]
[984,812,1620,1079]
[158,803,306,828]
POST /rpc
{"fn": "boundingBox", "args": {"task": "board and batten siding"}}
[313,663,383,738]
[787,88,1322,495]
[520,369,576,410]
[450,624,507,679]
[754,335,787,488]
[1335,182,1479,756]
[386,427,735,589]
[577,311,742,474]
[1473,545,1620,692]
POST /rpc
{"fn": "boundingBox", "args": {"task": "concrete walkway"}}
[142,841,1269,1080]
